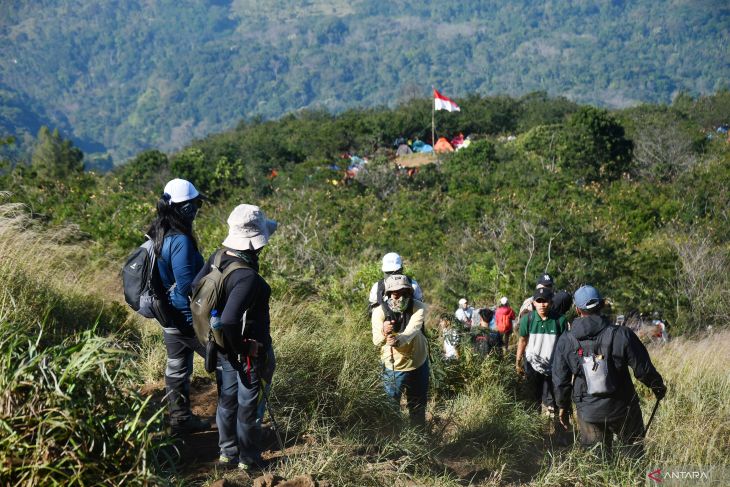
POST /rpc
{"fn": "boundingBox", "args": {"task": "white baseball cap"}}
[381,252,403,272]
[500,297,508,305]
[163,178,200,203]
[458,298,468,306]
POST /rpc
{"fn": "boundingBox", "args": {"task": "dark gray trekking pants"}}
[577,400,646,457]
[216,353,264,464]
[162,329,206,424]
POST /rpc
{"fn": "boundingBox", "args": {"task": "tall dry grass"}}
[532,332,730,487]
[647,332,730,466]
[0,201,169,486]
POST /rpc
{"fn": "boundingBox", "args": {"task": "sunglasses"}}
[388,289,411,297]
[534,299,550,304]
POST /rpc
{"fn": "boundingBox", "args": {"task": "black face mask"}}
[175,200,199,223]
[231,248,260,271]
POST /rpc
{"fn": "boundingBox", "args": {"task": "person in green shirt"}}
[515,287,567,412]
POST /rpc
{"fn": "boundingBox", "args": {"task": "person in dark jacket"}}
[192,204,277,471]
[552,285,667,456]
[148,178,209,434]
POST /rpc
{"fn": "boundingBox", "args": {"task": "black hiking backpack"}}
[122,238,159,318]
[122,237,178,325]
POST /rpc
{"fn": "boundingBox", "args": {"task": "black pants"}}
[162,330,206,424]
[524,361,556,410]
[577,400,646,457]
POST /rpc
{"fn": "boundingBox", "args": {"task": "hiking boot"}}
[238,458,270,472]
[217,455,237,469]
[170,415,211,435]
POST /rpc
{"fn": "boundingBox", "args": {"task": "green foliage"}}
[559,107,633,182]
[0,204,167,485]
[0,329,168,486]
[516,91,578,131]
[115,149,171,192]
[517,123,565,167]
[440,139,497,193]
[7,93,730,329]
[30,126,84,181]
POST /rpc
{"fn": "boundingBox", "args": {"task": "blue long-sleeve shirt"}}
[157,233,204,327]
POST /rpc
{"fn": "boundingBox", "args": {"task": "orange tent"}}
[434,137,454,153]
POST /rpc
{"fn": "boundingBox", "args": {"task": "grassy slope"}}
[0,201,172,485]
[3,194,726,485]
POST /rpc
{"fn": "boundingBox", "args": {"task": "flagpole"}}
[431,86,435,148]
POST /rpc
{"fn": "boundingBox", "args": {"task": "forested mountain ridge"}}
[1,0,728,164]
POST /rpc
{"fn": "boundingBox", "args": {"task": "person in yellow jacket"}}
[371,274,429,426]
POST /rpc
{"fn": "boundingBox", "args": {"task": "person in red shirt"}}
[495,297,516,352]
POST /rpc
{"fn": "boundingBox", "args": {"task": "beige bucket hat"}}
[222,204,278,251]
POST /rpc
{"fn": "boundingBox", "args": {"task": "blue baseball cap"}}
[574,285,602,310]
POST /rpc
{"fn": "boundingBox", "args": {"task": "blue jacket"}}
[157,233,204,327]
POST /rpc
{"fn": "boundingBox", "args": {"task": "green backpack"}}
[190,250,248,348]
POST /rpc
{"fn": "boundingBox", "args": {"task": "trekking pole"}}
[389,342,397,395]
[644,398,661,434]
[262,385,285,452]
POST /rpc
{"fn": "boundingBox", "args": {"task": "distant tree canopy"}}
[31,126,83,181]
[559,107,633,182]
[1,1,727,163]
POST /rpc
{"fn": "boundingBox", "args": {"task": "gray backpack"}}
[568,326,618,397]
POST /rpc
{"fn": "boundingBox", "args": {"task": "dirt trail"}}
[143,377,298,484]
[143,377,561,485]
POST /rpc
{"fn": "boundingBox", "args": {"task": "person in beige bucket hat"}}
[192,203,278,471]
[222,204,278,251]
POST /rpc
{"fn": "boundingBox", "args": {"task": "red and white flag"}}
[433,88,460,112]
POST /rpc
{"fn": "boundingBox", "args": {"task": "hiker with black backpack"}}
[552,285,667,456]
[144,178,210,435]
[371,274,429,427]
[191,204,277,472]
[368,252,423,312]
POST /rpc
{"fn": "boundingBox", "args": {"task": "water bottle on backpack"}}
[210,309,222,330]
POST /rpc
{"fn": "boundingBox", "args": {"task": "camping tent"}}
[412,140,433,153]
[396,144,413,156]
[434,137,454,153]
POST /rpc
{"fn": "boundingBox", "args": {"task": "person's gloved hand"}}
[653,383,667,400]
